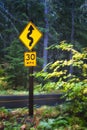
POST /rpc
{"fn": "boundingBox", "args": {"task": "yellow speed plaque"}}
[24,52,36,66]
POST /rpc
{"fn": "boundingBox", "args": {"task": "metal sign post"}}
[29,66,34,116]
[19,21,42,116]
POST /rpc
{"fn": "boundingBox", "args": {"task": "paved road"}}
[0,94,64,108]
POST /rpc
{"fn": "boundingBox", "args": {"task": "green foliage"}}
[35,42,87,115]
[38,117,68,129]
[4,39,28,89]
[0,67,5,77]
[0,77,8,90]
[0,105,87,129]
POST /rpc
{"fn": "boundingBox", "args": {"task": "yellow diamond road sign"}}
[19,21,42,51]
[24,52,36,66]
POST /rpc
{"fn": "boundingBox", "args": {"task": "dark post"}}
[29,66,34,116]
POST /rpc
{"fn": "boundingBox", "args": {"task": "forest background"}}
[0,0,87,90]
[0,0,87,129]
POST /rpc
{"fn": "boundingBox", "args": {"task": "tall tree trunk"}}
[43,0,49,70]
[69,0,75,74]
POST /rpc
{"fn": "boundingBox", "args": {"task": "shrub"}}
[34,41,87,116]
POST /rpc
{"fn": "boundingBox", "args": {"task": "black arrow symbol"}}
[27,25,34,46]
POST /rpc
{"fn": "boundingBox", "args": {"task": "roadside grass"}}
[0,105,87,130]
[0,89,28,95]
